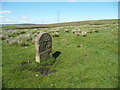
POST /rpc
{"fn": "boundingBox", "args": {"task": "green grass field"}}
[1,20,118,88]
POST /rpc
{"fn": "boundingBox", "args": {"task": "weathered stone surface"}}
[35,32,52,62]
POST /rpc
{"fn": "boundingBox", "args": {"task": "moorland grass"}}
[2,22,118,88]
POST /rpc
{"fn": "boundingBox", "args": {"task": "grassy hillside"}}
[2,19,118,30]
[1,20,118,88]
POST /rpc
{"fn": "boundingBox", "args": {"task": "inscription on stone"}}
[35,32,52,62]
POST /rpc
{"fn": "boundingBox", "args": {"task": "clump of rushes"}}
[75,32,81,36]
[52,32,59,37]
[77,44,81,48]
[23,34,32,42]
[71,30,76,34]
[77,29,81,33]
[95,30,99,33]
[0,35,9,40]
[64,29,69,32]
[18,40,30,47]
[81,31,87,37]
[0,34,4,40]
[56,29,60,32]
[31,38,35,44]
[89,30,93,33]
[8,39,18,45]
[20,31,26,34]
[92,29,99,33]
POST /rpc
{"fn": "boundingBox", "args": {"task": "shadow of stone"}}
[52,51,61,59]
[20,51,61,76]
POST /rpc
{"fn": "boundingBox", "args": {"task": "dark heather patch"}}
[20,62,28,65]
[20,61,30,66]
[33,68,57,75]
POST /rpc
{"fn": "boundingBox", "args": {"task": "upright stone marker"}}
[35,32,52,63]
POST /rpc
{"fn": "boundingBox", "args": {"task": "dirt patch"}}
[33,68,57,75]
[83,55,89,59]
[20,61,29,65]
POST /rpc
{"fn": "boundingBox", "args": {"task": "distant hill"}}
[1,23,40,27]
[1,19,118,30]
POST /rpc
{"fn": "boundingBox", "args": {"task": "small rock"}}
[51,84,54,86]
[36,74,39,77]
